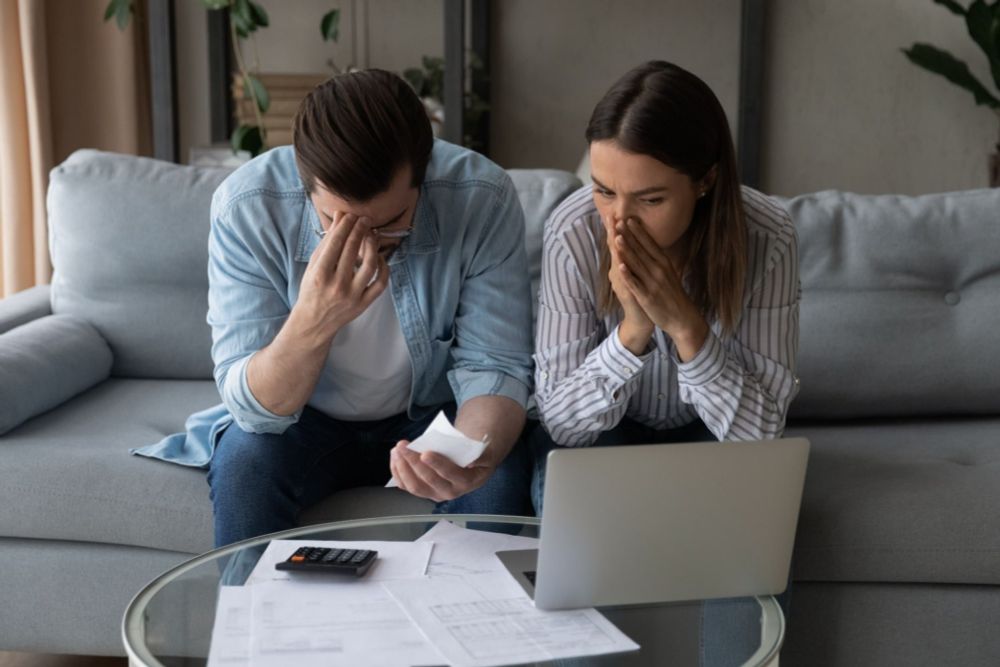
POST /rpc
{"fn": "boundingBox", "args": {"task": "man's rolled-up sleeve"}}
[446,176,534,409]
[207,196,300,434]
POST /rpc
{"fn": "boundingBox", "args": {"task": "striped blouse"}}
[533,185,800,447]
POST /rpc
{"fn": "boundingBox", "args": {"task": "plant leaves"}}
[903,43,1000,108]
[933,0,968,15]
[403,68,426,96]
[104,0,132,30]
[232,13,250,37]
[115,0,131,30]
[993,16,1000,86]
[233,0,256,35]
[231,124,264,157]
[321,9,340,42]
[422,55,443,72]
[965,0,1000,89]
[249,1,269,28]
[243,74,270,113]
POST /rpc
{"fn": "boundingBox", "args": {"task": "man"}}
[151,70,534,547]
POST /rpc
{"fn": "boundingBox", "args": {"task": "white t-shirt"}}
[310,286,413,421]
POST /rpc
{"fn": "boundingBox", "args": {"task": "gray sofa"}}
[0,150,997,666]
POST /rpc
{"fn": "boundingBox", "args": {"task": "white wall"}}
[174,0,1000,195]
[489,0,741,172]
[762,0,999,195]
[247,0,442,75]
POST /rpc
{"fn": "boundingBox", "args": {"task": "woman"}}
[533,60,799,499]
[531,58,800,666]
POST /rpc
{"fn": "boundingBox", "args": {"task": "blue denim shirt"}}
[133,140,533,467]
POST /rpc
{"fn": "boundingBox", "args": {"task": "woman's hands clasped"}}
[607,218,709,362]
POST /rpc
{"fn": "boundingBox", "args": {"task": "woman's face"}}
[589,139,705,256]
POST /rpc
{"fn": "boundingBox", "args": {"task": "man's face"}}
[309,165,420,261]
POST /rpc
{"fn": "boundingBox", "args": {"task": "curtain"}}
[0,0,151,298]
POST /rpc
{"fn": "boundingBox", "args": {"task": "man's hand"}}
[245,213,389,417]
[615,219,709,362]
[294,213,389,343]
[389,442,495,502]
[605,215,654,355]
[388,396,525,503]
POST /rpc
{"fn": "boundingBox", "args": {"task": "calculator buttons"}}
[276,546,378,576]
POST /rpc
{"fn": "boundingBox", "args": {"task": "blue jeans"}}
[528,418,791,666]
[207,404,532,548]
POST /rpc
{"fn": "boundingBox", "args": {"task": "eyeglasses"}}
[314,225,412,240]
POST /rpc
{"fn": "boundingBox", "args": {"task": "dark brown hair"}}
[587,60,747,336]
[293,69,433,201]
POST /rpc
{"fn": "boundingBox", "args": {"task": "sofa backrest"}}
[46,150,580,380]
[783,188,1000,419]
[48,150,229,379]
[508,169,584,321]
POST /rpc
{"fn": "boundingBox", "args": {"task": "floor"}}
[0,655,126,667]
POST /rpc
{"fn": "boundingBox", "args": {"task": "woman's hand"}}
[605,217,654,355]
[615,219,709,362]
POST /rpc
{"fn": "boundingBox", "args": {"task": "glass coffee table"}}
[122,515,783,667]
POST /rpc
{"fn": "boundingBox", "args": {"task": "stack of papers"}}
[207,521,639,667]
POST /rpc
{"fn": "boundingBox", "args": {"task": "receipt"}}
[386,411,487,487]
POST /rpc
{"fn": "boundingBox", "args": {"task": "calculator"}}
[275,546,378,576]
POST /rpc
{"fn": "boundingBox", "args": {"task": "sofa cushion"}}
[0,315,113,435]
[785,418,1000,585]
[0,285,51,335]
[784,188,1000,419]
[0,379,220,553]
[0,379,434,554]
[47,150,230,379]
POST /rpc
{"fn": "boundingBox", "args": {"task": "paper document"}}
[384,571,640,667]
[209,526,638,667]
[245,539,434,586]
[386,411,487,487]
[249,579,444,667]
[207,586,251,667]
[211,540,438,667]
[417,520,540,577]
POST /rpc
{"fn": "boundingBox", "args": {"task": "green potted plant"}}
[105,0,340,157]
[106,2,486,158]
[902,0,1000,186]
[403,54,490,153]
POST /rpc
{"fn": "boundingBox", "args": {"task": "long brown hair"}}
[587,61,747,337]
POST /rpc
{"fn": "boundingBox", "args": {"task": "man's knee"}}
[208,425,292,495]
[208,425,306,547]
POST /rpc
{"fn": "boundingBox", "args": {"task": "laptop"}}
[496,437,809,610]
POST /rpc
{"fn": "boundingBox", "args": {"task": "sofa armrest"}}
[0,314,112,435]
[0,285,52,335]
